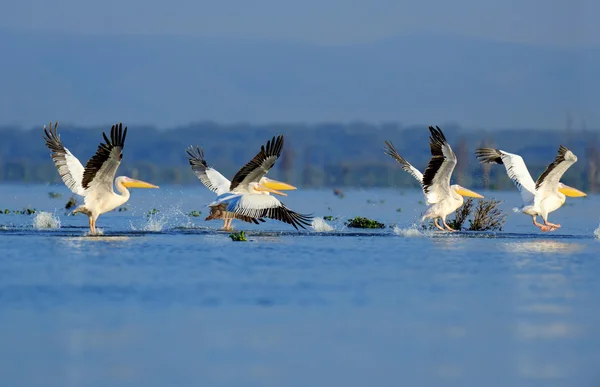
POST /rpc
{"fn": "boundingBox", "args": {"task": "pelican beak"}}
[122,179,159,189]
[456,187,484,199]
[258,179,297,196]
[558,185,587,197]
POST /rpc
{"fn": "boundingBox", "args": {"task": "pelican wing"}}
[535,145,578,193]
[475,148,536,205]
[229,135,284,191]
[43,122,86,196]
[186,146,231,195]
[213,193,313,230]
[421,126,456,204]
[81,123,127,193]
[383,140,423,183]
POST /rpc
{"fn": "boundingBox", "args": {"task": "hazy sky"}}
[2,0,599,46]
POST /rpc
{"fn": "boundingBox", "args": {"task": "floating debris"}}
[65,197,77,210]
[323,215,337,221]
[146,208,160,217]
[345,216,385,229]
[118,206,129,212]
[187,210,202,217]
[396,208,402,212]
[333,188,345,199]
[229,230,248,241]
[48,192,63,199]
[7,207,38,215]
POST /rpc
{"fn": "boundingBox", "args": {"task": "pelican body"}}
[186,145,300,230]
[384,126,484,231]
[43,122,159,234]
[197,135,312,231]
[476,146,586,232]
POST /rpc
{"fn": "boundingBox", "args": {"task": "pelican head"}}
[451,184,484,199]
[557,182,587,197]
[252,177,297,196]
[117,176,160,189]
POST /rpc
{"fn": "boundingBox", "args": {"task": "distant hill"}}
[0,28,598,129]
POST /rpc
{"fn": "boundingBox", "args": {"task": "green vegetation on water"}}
[229,231,248,241]
[345,216,385,229]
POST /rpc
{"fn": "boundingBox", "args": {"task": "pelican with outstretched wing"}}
[43,122,159,234]
[186,146,268,229]
[205,135,312,231]
[475,145,586,232]
[384,125,484,231]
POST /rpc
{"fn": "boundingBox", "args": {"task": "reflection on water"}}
[58,236,133,252]
[506,240,586,255]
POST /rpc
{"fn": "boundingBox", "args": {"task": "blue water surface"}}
[1,184,599,386]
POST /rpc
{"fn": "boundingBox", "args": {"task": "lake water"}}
[1,183,599,387]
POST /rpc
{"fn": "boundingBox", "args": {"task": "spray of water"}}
[392,224,427,237]
[311,217,335,232]
[32,211,61,229]
[129,203,198,232]
[594,223,600,239]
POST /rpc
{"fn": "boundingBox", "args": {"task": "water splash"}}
[32,211,61,229]
[131,214,168,232]
[594,223,600,239]
[311,217,335,232]
[85,228,105,236]
[393,224,425,237]
[130,204,197,232]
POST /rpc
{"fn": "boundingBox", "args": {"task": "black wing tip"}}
[185,145,209,168]
[475,148,503,165]
[105,122,127,148]
[428,125,447,145]
[42,121,60,141]
[558,145,569,156]
[264,134,285,158]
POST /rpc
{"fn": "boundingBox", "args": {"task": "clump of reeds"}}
[448,198,506,231]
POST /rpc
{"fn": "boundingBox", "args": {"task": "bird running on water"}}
[43,122,159,234]
[475,145,586,232]
[384,125,484,231]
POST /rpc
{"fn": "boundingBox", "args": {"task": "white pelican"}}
[186,146,269,229]
[205,135,313,230]
[384,125,484,231]
[475,145,586,232]
[43,122,159,234]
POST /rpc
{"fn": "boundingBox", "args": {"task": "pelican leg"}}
[543,219,561,229]
[532,216,552,232]
[442,219,457,232]
[88,216,93,234]
[433,218,445,231]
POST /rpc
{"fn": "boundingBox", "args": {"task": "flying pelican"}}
[475,145,586,232]
[206,135,313,230]
[384,126,484,231]
[43,121,159,234]
[186,146,268,229]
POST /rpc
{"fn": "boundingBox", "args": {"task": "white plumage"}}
[476,145,586,232]
[385,126,484,231]
[44,121,158,234]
